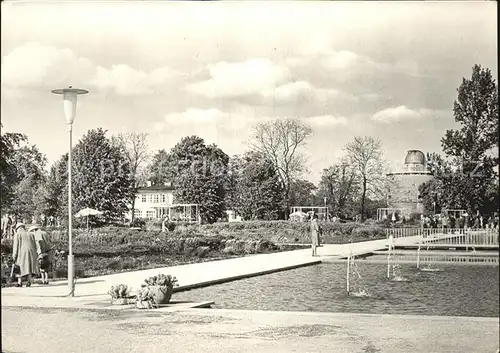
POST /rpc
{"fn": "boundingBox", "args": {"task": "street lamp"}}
[51,86,89,296]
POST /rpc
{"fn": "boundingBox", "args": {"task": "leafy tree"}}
[226,152,283,220]
[148,149,174,186]
[43,157,69,219]
[442,64,498,160]
[224,155,243,214]
[421,65,499,215]
[0,129,47,220]
[0,129,27,210]
[48,129,135,223]
[289,179,317,207]
[73,129,135,221]
[345,136,387,220]
[151,136,229,223]
[248,119,312,218]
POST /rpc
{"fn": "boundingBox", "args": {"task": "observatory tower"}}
[386,150,433,215]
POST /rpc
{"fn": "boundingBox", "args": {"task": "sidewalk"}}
[1,236,417,307]
[2,306,498,353]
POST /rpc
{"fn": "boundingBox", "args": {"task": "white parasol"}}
[75,207,103,231]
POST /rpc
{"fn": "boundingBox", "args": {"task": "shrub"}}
[351,225,385,239]
[131,218,146,228]
[164,221,176,232]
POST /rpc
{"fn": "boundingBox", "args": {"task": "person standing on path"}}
[12,223,39,287]
[310,213,322,257]
[30,224,53,285]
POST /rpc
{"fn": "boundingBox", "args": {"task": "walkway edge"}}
[174,259,322,293]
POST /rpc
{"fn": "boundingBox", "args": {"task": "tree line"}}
[0,124,389,224]
[0,65,497,225]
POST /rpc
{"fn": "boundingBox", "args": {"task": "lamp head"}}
[51,86,89,125]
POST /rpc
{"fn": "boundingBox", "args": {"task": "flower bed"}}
[1,220,385,283]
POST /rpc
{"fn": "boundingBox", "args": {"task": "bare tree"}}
[113,132,150,222]
[345,136,387,220]
[248,119,312,217]
[318,158,360,217]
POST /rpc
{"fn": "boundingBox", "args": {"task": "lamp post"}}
[51,86,89,296]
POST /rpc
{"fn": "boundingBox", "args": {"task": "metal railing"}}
[391,254,499,265]
[386,227,499,247]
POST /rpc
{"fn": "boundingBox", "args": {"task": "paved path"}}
[2,235,498,353]
[1,306,498,353]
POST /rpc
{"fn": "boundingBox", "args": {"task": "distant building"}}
[128,182,175,220]
[386,150,433,215]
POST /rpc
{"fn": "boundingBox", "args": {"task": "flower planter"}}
[149,285,174,305]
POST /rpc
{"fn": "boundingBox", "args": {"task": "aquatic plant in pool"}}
[176,262,499,317]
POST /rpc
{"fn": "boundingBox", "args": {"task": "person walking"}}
[30,224,53,285]
[12,223,39,287]
[310,213,322,257]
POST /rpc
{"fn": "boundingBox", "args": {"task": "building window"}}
[141,195,146,202]
[153,194,159,203]
[161,194,166,203]
[147,194,152,203]
[134,209,142,218]
[146,210,155,219]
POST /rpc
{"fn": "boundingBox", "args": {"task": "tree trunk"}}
[361,177,367,221]
[131,197,136,224]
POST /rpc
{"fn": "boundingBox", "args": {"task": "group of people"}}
[11,223,53,287]
[421,212,499,230]
[1,213,59,238]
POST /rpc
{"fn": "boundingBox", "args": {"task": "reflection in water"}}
[176,263,499,317]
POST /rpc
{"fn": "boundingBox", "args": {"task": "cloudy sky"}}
[1,1,497,183]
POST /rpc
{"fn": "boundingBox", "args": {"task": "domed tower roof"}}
[405,150,425,165]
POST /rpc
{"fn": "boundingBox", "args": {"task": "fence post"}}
[387,235,393,279]
[346,251,351,295]
[416,245,421,269]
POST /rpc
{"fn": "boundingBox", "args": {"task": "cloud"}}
[305,115,349,127]
[321,50,360,70]
[371,105,437,123]
[287,50,364,71]
[261,81,312,101]
[88,64,181,96]
[186,59,288,98]
[261,80,359,104]
[1,42,94,89]
[1,42,183,96]
[155,108,249,132]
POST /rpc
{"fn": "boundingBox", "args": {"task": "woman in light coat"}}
[310,213,322,257]
[12,223,39,287]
